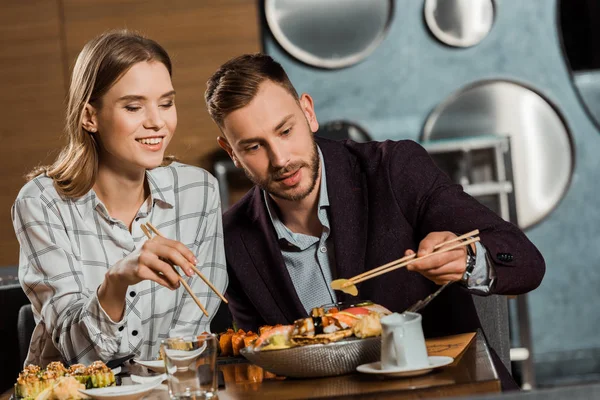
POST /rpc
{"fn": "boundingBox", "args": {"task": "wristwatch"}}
[461,243,476,284]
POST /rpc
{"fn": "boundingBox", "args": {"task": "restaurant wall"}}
[0,0,260,267]
[261,0,600,384]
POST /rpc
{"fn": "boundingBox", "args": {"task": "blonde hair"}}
[28,29,174,198]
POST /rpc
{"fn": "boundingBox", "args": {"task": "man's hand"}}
[405,231,470,285]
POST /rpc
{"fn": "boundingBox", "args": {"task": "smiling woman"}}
[11,30,227,368]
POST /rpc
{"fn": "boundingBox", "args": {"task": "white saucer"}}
[78,379,163,400]
[130,373,167,384]
[356,356,454,377]
[132,359,165,373]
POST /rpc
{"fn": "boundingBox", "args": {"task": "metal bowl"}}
[239,336,380,378]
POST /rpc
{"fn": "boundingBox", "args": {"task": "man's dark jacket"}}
[222,137,545,389]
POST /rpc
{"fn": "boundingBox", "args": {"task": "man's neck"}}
[271,167,322,237]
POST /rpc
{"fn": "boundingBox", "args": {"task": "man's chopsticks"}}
[145,222,228,304]
[342,229,480,288]
[140,224,209,317]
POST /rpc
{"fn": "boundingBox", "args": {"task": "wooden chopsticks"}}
[145,222,228,304]
[342,229,480,288]
[140,224,210,317]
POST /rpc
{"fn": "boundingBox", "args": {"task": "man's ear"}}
[82,103,98,133]
[217,136,241,168]
[299,93,319,133]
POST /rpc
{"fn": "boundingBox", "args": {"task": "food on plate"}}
[15,365,49,400]
[217,328,259,356]
[14,361,115,399]
[352,311,383,338]
[243,331,258,347]
[35,376,88,400]
[250,302,391,352]
[219,328,235,356]
[259,324,282,336]
[290,328,354,346]
[252,325,294,351]
[85,360,115,389]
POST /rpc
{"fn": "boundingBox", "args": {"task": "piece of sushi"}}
[219,328,235,356]
[253,325,293,351]
[243,331,258,348]
[14,365,49,400]
[232,329,247,356]
[86,360,115,388]
[67,364,89,388]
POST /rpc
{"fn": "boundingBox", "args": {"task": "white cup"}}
[380,312,429,370]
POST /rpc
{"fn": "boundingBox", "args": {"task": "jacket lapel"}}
[317,138,369,303]
[243,187,308,322]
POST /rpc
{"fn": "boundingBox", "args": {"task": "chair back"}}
[472,294,511,371]
[17,304,35,367]
[0,284,29,392]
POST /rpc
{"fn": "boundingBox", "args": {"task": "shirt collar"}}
[74,168,175,219]
[264,146,329,241]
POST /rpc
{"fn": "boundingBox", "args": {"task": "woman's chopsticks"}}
[140,224,209,317]
[145,222,228,304]
[341,229,480,288]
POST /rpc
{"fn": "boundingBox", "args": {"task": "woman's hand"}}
[98,236,199,321]
[404,231,470,285]
[109,236,198,289]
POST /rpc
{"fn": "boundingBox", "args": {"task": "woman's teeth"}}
[137,137,163,145]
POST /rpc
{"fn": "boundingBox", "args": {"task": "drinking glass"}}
[161,334,218,400]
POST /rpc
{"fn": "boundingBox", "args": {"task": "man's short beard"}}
[242,139,320,202]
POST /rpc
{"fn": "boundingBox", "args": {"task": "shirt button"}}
[320,246,327,253]
[129,291,136,297]
[118,326,124,332]
[132,330,138,336]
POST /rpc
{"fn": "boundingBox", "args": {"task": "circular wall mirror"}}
[422,80,574,229]
[264,0,393,69]
[559,0,600,129]
[424,0,495,48]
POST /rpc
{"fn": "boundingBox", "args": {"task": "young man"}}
[205,54,545,389]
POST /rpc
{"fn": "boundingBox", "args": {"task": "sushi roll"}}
[14,365,48,400]
[67,364,89,388]
[253,325,293,351]
[86,360,115,388]
[219,328,235,356]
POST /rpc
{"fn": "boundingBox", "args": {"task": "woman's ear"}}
[82,103,98,133]
[299,93,319,133]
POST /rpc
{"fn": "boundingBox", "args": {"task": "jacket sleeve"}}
[388,140,545,295]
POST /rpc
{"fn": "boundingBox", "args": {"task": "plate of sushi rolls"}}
[239,301,391,378]
[13,360,116,400]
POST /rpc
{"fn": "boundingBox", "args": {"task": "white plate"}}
[78,380,163,400]
[130,373,167,384]
[356,356,454,377]
[132,359,165,373]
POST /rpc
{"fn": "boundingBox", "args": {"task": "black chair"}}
[0,284,30,392]
[17,304,35,367]
[316,120,372,142]
[472,295,511,371]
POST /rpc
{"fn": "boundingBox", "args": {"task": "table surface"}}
[2,331,500,400]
